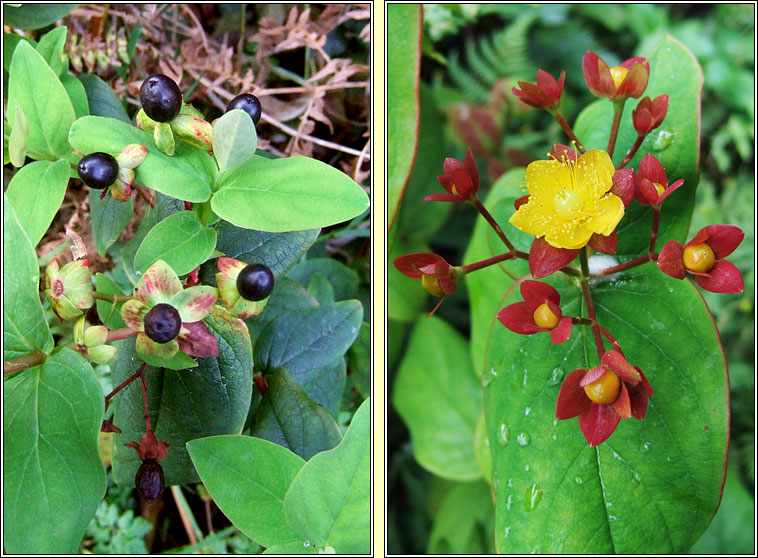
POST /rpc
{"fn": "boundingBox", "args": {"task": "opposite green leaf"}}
[94,273,127,329]
[3,348,106,554]
[7,40,76,159]
[8,99,28,167]
[61,72,90,119]
[250,368,343,460]
[134,211,217,276]
[77,73,131,122]
[212,155,369,232]
[3,194,53,361]
[6,159,70,247]
[283,397,370,554]
[90,187,134,257]
[254,300,363,374]
[187,435,306,548]
[393,315,482,481]
[387,3,422,231]
[68,116,215,203]
[2,4,77,29]
[212,109,257,174]
[35,25,67,76]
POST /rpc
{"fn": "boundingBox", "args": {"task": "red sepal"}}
[657,240,686,279]
[578,403,621,447]
[529,237,580,279]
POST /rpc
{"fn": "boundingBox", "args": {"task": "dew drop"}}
[609,515,618,521]
[506,494,514,511]
[498,423,511,446]
[552,419,558,427]
[639,441,653,453]
[516,431,531,446]
[551,434,557,440]
[490,367,498,377]
[524,484,543,511]
[504,526,511,538]
[304,540,311,548]
[634,472,642,481]
[494,479,500,488]
[652,130,674,151]
[525,464,530,472]
[574,476,583,485]
[507,478,513,488]
[522,369,528,387]
[547,367,565,386]
[524,406,532,416]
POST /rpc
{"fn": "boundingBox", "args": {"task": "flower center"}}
[609,66,629,90]
[553,189,583,220]
[51,278,65,298]
[451,183,460,196]
[682,242,715,273]
[653,182,665,197]
[584,368,621,405]
[421,274,444,297]
[533,303,559,329]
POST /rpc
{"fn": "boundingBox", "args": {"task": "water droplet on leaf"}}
[575,476,583,485]
[498,423,511,446]
[639,441,653,453]
[516,431,531,446]
[652,130,674,151]
[547,367,564,386]
[524,484,543,511]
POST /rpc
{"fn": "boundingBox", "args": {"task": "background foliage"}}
[388,4,754,554]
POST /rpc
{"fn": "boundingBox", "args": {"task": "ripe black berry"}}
[236,263,275,301]
[77,152,119,190]
[136,459,164,501]
[140,74,182,122]
[226,94,262,126]
[143,303,182,344]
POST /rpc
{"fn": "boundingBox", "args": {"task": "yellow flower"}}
[509,149,624,250]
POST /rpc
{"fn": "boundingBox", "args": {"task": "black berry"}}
[136,459,164,501]
[143,303,182,344]
[77,152,119,190]
[236,263,275,301]
[226,94,262,126]
[140,74,182,122]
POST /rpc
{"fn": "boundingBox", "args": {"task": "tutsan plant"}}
[3,20,370,555]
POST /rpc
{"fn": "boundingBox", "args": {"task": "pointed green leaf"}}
[77,73,130,122]
[3,194,53,360]
[8,99,28,167]
[35,25,67,76]
[3,348,106,553]
[212,155,369,232]
[2,4,77,29]
[287,257,360,302]
[6,159,70,247]
[187,435,305,548]
[90,187,134,257]
[283,397,370,554]
[212,109,257,174]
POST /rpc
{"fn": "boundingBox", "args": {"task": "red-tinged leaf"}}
[178,321,218,358]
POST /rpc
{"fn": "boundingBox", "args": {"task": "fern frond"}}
[447,50,491,105]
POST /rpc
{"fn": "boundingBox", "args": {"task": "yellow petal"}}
[586,193,625,236]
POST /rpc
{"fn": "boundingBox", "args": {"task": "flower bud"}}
[170,114,213,150]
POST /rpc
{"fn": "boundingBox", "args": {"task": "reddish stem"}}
[554,111,586,153]
[140,366,151,432]
[459,251,526,274]
[3,351,46,375]
[592,207,661,277]
[607,101,626,159]
[106,327,139,343]
[580,248,605,360]
[598,324,624,355]
[472,198,515,252]
[184,201,193,211]
[104,362,147,412]
[254,375,267,395]
[136,185,155,208]
[617,134,645,169]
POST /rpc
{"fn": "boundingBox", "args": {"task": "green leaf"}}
[387,4,422,231]
[283,397,370,554]
[3,194,53,360]
[287,257,360,302]
[6,159,70,247]
[242,277,319,341]
[7,40,75,159]
[3,348,106,553]
[3,33,36,73]
[393,316,482,480]
[478,266,727,553]
[212,109,257,174]
[133,211,217,276]
[8,99,28,166]
[427,481,496,554]
[250,368,342,460]
[290,358,346,419]
[35,25,67,76]
[90,187,133,257]
[139,348,199,371]
[346,321,371,399]
[77,73,130,122]
[198,222,319,285]
[94,273,127,329]
[573,35,703,256]
[68,116,215,203]
[2,4,77,29]
[306,273,335,305]
[112,307,253,487]
[211,155,369,232]
[61,72,90,119]
[254,300,363,374]
[187,435,305,548]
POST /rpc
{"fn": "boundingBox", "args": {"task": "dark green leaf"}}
[60,72,90,119]
[242,277,319,342]
[387,4,422,230]
[427,481,496,554]
[211,155,369,232]
[289,357,346,419]
[3,194,53,360]
[306,273,335,305]
[3,4,77,29]
[6,159,70,247]
[68,116,215,203]
[254,300,363,374]
[346,322,371,399]
[77,73,130,122]
[90,188,133,257]
[3,348,106,553]
[112,306,253,486]
[94,273,127,329]
[287,257,360,301]
[250,368,342,460]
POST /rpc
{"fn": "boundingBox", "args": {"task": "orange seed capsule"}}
[682,242,715,273]
[583,368,621,405]
[533,302,560,329]
[421,274,445,297]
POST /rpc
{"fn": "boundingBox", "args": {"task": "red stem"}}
[140,366,151,432]
[617,134,645,169]
[592,207,661,277]
[472,198,515,252]
[104,362,147,411]
[554,111,586,153]
[106,327,139,343]
[3,351,46,375]
[607,101,625,159]
[460,251,526,274]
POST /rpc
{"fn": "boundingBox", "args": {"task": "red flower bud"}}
[512,70,565,110]
[425,148,480,203]
[582,52,650,101]
[634,154,684,206]
[393,253,457,317]
[633,94,669,135]
[497,280,572,344]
